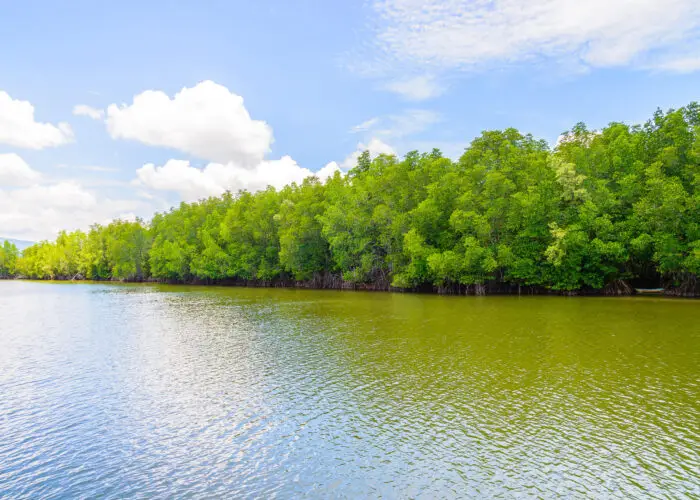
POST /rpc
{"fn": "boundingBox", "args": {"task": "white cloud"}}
[351,117,380,133]
[73,104,104,120]
[106,80,273,165]
[0,181,151,241]
[0,154,152,240]
[120,81,362,202]
[134,142,392,202]
[316,161,342,180]
[9,182,97,209]
[371,0,700,71]
[363,137,397,157]
[384,75,444,100]
[0,153,41,186]
[653,56,700,73]
[0,91,74,149]
[135,156,323,202]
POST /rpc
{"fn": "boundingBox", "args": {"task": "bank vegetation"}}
[4,105,700,296]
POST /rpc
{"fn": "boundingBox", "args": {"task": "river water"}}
[0,281,698,498]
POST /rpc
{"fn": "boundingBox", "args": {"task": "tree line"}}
[8,104,700,295]
[0,240,20,278]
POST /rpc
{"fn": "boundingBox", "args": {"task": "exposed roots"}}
[604,280,633,296]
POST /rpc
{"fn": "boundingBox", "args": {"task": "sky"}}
[1,0,700,241]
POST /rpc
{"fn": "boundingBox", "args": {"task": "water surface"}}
[0,281,698,498]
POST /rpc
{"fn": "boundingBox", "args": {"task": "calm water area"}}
[0,281,698,498]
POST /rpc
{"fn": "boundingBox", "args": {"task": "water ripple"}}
[0,281,698,498]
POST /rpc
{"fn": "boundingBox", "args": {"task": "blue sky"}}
[1,0,699,240]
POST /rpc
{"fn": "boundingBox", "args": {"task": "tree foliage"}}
[0,241,19,277]
[12,105,700,294]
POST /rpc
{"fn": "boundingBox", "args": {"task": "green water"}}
[1,281,698,498]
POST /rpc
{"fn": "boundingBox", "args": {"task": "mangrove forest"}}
[5,104,700,295]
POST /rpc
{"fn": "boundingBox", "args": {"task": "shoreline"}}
[3,276,697,298]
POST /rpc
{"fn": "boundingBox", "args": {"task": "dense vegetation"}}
[0,240,19,278]
[9,105,700,295]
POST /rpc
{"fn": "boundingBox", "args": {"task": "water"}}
[0,281,698,498]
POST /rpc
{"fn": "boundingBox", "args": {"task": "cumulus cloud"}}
[315,161,342,180]
[0,153,42,186]
[133,141,391,202]
[0,154,152,240]
[0,181,151,241]
[115,80,359,201]
[106,81,273,165]
[134,156,340,202]
[73,104,104,120]
[0,90,74,149]
[371,0,700,72]
[384,75,444,100]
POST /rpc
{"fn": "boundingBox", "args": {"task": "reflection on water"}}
[0,281,698,498]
